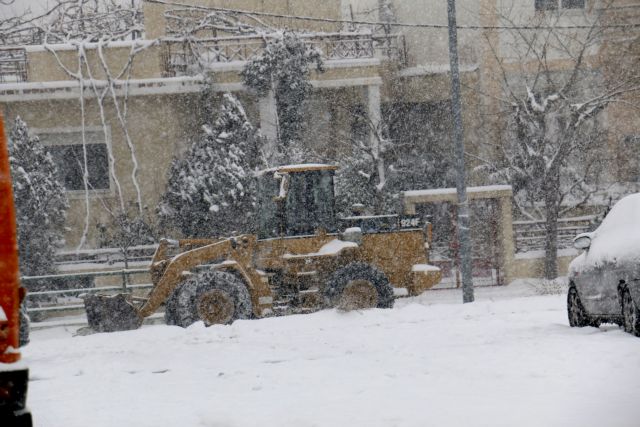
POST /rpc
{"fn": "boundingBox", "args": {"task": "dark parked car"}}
[567,193,640,336]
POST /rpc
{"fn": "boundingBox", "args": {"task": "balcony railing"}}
[161,32,406,77]
[0,48,28,83]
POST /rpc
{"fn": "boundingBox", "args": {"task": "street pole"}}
[446,0,474,303]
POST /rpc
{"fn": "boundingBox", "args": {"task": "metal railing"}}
[513,215,597,253]
[0,47,28,83]
[161,32,403,77]
[55,244,158,267]
[22,267,152,317]
[20,261,223,322]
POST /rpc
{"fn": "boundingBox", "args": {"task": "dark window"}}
[38,131,110,191]
[257,172,281,239]
[350,104,369,144]
[561,0,585,8]
[535,0,558,10]
[48,144,110,191]
[383,101,456,190]
[536,0,585,10]
[619,135,640,182]
[285,170,337,237]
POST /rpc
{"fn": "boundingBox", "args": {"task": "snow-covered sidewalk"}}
[23,281,640,427]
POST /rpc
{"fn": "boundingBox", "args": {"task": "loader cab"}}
[257,164,338,239]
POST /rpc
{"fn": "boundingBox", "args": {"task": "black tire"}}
[164,286,181,326]
[621,288,640,337]
[324,262,394,310]
[567,286,591,328]
[19,302,30,347]
[165,270,252,328]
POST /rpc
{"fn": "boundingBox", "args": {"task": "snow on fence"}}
[160,32,406,77]
[513,215,596,253]
[55,244,159,267]
[22,268,153,319]
[21,262,221,328]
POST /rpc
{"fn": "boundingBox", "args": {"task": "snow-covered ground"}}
[23,280,640,427]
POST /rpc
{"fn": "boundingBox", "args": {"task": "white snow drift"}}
[21,281,640,427]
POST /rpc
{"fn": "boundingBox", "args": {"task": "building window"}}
[561,0,585,8]
[37,129,110,192]
[620,135,640,182]
[535,0,558,10]
[535,0,585,10]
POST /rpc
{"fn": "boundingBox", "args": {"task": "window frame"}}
[33,126,114,198]
[535,0,586,11]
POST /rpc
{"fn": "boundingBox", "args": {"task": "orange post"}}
[0,113,21,364]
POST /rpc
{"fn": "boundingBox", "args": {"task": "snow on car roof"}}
[570,192,640,274]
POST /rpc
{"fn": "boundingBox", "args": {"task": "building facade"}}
[0,0,637,250]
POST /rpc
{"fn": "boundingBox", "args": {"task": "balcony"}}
[161,32,406,77]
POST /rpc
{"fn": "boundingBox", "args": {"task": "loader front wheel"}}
[165,270,252,328]
[324,262,394,310]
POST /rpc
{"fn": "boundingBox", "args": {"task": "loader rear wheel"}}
[324,262,394,310]
[165,270,252,328]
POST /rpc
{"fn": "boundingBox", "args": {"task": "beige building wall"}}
[143,0,343,39]
[348,0,480,67]
[0,34,386,249]
[3,0,634,265]
[495,0,601,64]
[2,92,195,248]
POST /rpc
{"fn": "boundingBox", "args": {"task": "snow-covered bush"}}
[241,31,323,160]
[158,94,261,237]
[8,117,68,288]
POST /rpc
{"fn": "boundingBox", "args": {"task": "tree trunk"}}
[543,183,560,280]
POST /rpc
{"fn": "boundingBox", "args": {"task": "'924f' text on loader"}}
[84,164,442,332]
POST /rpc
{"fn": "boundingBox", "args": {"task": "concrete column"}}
[365,84,382,155]
[258,89,279,162]
[499,194,516,285]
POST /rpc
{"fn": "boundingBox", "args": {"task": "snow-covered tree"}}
[158,93,261,237]
[334,102,456,216]
[241,31,324,160]
[334,105,395,215]
[8,117,68,288]
[478,2,637,278]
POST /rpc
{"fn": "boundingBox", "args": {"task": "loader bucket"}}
[84,293,143,332]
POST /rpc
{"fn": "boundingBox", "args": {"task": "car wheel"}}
[324,262,394,310]
[567,286,591,328]
[621,289,640,337]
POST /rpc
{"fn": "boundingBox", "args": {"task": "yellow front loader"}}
[85,164,442,332]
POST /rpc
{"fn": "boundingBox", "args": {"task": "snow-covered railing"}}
[0,48,28,83]
[20,262,219,320]
[160,32,396,76]
[513,215,597,253]
[21,267,152,319]
[55,244,159,267]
